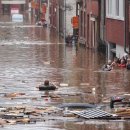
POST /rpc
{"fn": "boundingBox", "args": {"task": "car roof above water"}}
[11,14,23,22]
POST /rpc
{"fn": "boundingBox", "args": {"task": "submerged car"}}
[11,14,24,22]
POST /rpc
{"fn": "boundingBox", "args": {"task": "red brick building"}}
[77,0,130,58]
[105,0,130,59]
[77,0,99,49]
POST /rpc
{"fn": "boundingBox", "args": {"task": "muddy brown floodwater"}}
[0,18,130,130]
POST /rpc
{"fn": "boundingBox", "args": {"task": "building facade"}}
[58,0,77,37]
[65,0,77,36]
[0,0,27,14]
[49,0,58,29]
[105,0,130,59]
[49,0,77,38]
[77,0,130,58]
[77,0,99,49]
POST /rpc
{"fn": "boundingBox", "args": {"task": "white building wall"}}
[65,0,76,35]
[107,43,126,60]
[116,44,126,58]
[46,1,50,25]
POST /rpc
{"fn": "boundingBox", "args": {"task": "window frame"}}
[106,0,124,21]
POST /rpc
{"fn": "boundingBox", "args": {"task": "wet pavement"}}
[0,14,130,129]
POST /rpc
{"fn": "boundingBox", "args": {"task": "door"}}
[91,19,97,49]
[3,4,10,15]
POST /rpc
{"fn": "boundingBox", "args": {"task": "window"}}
[106,0,124,20]
[108,0,112,15]
[116,0,119,16]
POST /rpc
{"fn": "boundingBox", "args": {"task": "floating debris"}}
[114,108,130,117]
[2,113,24,119]
[71,109,113,119]
[16,118,30,124]
[58,103,97,109]
[43,61,51,65]
[92,88,96,95]
[0,119,7,126]
[80,83,90,86]
[6,120,16,125]
[60,83,69,87]
[0,108,7,112]
[4,93,25,98]
[49,94,61,99]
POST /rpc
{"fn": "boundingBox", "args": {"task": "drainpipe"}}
[64,0,66,42]
[124,0,130,55]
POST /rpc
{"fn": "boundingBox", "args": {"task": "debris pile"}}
[113,108,130,119]
[0,105,62,126]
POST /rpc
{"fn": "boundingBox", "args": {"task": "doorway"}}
[3,4,10,15]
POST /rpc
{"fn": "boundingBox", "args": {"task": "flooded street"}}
[0,16,130,130]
